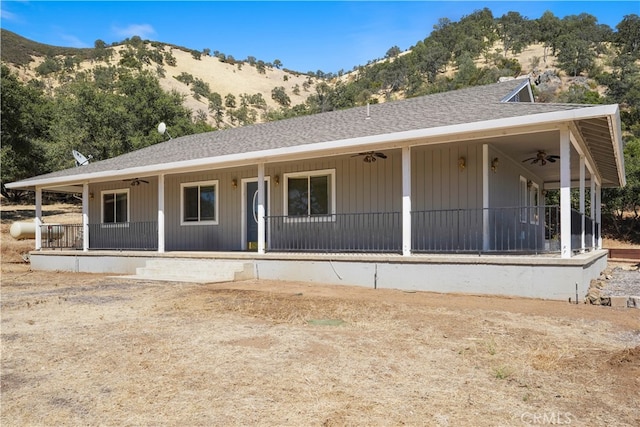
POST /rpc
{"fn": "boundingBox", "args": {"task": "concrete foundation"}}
[28,249,608,301]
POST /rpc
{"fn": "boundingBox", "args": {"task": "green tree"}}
[602,138,640,242]
[35,56,62,76]
[536,11,561,61]
[93,39,111,62]
[119,48,141,69]
[191,78,211,100]
[227,105,257,126]
[273,59,282,69]
[93,65,118,90]
[385,46,401,58]
[208,92,224,127]
[453,53,480,88]
[557,85,603,104]
[557,36,595,76]
[163,51,177,66]
[175,72,195,85]
[0,65,52,199]
[271,86,291,107]
[225,93,237,108]
[615,14,640,58]
[497,11,534,56]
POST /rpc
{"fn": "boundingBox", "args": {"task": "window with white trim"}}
[181,180,218,225]
[102,189,129,223]
[529,181,540,225]
[284,169,335,218]
[519,176,528,223]
[519,176,540,225]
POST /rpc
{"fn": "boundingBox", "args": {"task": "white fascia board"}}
[609,107,626,187]
[7,104,621,191]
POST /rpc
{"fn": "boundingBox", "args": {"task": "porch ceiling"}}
[488,116,623,188]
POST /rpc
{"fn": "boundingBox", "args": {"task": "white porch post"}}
[579,156,586,252]
[257,163,266,254]
[82,183,89,252]
[35,187,42,251]
[402,146,412,256]
[590,176,596,249]
[158,174,165,253]
[482,144,490,251]
[560,129,572,258]
[596,183,602,249]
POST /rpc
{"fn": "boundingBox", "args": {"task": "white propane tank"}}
[9,221,64,240]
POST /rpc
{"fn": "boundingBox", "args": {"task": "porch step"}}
[126,259,255,283]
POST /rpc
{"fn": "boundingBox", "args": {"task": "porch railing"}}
[267,207,568,254]
[40,224,83,249]
[267,212,402,252]
[412,206,560,254]
[572,209,597,252]
[88,221,158,250]
[38,210,598,254]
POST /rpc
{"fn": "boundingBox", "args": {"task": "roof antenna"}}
[157,122,172,140]
[366,103,370,120]
[72,149,92,166]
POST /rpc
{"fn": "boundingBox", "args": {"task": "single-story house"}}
[6,79,626,300]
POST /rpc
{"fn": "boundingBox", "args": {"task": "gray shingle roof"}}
[10,80,612,185]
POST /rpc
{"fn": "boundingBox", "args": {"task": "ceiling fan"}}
[352,151,387,163]
[522,151,560,166]
[123,178,149,186]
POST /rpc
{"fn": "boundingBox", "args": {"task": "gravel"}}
[601,265,640,297]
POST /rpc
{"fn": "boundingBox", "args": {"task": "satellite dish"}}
[157,122,172,140]
[72,150,92,166]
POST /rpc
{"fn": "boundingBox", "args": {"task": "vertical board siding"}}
[88,178,158,249]
[411,143,484,251]
[89,179,158,224]
[165,167,255,251]
[85,142,546,253]
[487,146,546,251]
[488,146,543,209]
[412,142,482,212]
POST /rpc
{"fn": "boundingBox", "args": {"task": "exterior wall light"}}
[458,156,466,171]
[491,157,499,173]
[232,179,237,189]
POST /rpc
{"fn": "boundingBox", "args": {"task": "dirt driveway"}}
[1,204,639,426]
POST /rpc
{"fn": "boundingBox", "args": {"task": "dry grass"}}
[0,202,81,263]
[2,203,640,425]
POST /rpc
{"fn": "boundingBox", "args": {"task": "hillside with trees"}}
[1,10,638,241]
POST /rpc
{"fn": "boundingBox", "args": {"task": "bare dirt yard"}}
[1,203,639,426]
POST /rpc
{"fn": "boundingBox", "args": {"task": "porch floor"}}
[32,248,602,266]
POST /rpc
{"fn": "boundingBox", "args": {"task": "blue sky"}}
[1,1,638,73]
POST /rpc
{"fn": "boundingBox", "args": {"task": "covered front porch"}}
[33,126,606,258]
